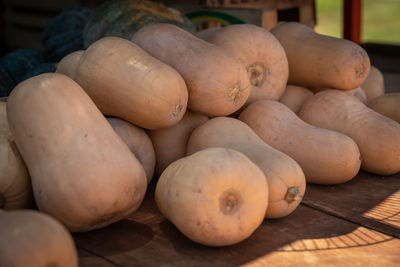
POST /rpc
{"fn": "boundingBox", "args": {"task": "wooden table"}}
[73,171,400,266]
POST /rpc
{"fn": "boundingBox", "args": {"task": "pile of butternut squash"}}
[1,21,399,256]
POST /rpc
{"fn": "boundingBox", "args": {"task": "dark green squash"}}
[0,48,43,96]
[43,7,92,62]
[82,0,195,48]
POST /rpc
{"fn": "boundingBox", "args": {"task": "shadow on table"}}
[302,170,400,238]
[74,171,398,266]
[74,218,154,257]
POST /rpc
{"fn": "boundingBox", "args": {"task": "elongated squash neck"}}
[285,187,303,203]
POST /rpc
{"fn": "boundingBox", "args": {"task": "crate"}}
[164,0,315,30]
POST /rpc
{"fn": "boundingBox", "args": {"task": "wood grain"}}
[303,171,400,238]
[74,178,400,266]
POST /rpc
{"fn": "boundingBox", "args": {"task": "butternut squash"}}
[56,50,84,79]
[346,87,367,104]
[362,65,385,102]
[197,24,288,104]
[368,93,400,124]
[0,101,32,209]
[156,147,268,246]
[108,117,155,183]
[7,73,147,231]
[0,210,78,267]
[239,100,361,184]
[311,87,367,104]
[299,90,400,175]
[75,36,188,130]
[187,117,306,218]
[148,110,208,177]
[279,85,314,113]
[132,23,250,116]
[270,22,370,90]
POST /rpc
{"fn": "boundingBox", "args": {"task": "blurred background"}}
[0,0,399,96]
[315,0,400,45]
[1,0,399,55]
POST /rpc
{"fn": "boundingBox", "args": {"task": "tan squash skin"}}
[187,117,306,218]
[75,36,188,130]
[7,73,147,232]
[362,65,385,102]
[132,23,250,116]
[0,210,78,267]
[156,147,268,246]
[239,100,361,184]
[279,85,314,114]
[299,90,400,175]
[311,87,367,104]
[197,24,288,105]
[270,22,370,90]
[148,110,208,177]
[0,102,32,209]
[345,87,367,104]
[56,50,84,79]
[368,93,400,124]
[108,117,155,184]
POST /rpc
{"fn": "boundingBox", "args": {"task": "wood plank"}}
[299,0,315,28]
[302,171,400,238]
[204,0,305,10]
[77,248,117,267]
[74,183,400,266]
[261,9,277,30]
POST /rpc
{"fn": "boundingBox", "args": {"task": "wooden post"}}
[299,0,315,28]
[343,0,362,44]
[261,9,278,30]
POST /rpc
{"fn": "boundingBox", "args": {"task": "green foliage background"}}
[315,0,400,44]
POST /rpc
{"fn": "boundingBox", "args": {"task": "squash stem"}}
[0,196,4,208]
[172,103,183,117]
[228,83,241,103]
[285,187,303,203]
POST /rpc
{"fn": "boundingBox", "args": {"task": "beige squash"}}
[0,210,78,267]
[108,117,155,183]
[362,65,385,102]
[7,73,147,232]
[132,23,250,116]
[197,24,288,104]
[75,36,188,129]
[279,85,314,113]
[271,22,370,90]
[346,87,367,104]
[56,50,84,79]
[0,101,32,209]
[311,87,367,104]
[187,117,306,218]
[368,93,400,124]
[148,110,208,177]
[299,90,400,175]
[156,147,268,246]
[239,100,361,184]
